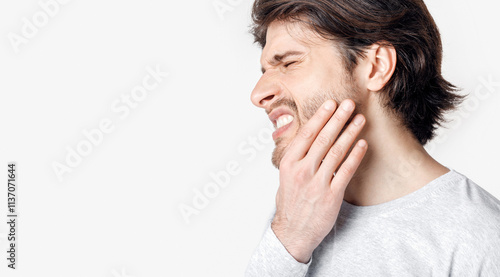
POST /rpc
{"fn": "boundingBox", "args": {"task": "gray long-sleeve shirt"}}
[246,169,500,276]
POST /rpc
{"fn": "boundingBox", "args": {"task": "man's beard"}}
[271,86,360,169]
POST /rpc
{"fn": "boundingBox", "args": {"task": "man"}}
[245,0,500,276]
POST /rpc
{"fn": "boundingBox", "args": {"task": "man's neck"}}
[343,102,449,206]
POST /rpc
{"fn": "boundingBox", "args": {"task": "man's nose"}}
[250,74,281,111]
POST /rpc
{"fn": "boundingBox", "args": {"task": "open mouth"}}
[275,114,294,129]
[272,114,294,140]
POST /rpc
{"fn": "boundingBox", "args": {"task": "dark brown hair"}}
[250,0,464,145]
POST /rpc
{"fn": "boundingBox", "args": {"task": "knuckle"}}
[344,128,357,140]
[299,128,314,139]
[340,164,353,176]
[294,166,312,183]
[316,134,332,147]
[333,112,345,123]
[328,145,344,159]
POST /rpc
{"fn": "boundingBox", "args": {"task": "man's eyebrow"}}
[261,50,305,74]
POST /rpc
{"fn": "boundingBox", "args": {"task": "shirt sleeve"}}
[245,222,312,277]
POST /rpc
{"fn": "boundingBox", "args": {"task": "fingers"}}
[317,111,366,178]
[305,99,357,170]
[282,100,337,162]
[328,139,368,195]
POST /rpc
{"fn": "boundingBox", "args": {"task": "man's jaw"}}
[271,136,287,169]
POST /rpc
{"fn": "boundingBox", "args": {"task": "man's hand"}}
[271,99,367,263]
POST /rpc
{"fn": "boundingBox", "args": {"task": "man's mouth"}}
[272,114,294,140]
[275,114,294,129]
[268,106,296,141]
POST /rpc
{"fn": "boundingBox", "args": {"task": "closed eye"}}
[284,61,297,68]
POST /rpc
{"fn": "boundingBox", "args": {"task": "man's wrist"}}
[271,220,313,264]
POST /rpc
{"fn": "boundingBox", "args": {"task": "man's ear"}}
[363,42,397,92]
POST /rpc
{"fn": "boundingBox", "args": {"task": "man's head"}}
[249,0,463,168]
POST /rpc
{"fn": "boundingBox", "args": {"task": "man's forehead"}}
[260,21,311,65]
[260,20,334,65]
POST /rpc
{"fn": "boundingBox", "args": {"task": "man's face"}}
[251,20,362,168]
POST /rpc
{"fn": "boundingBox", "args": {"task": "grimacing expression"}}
[250,20,362,169]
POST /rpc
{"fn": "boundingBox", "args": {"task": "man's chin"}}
[271,137,287,169]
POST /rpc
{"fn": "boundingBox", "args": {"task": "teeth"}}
[276,115,294,129]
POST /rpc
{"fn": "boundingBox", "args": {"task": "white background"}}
[0,0,499,276]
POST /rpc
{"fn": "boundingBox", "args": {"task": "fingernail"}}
[358,140,367,147]
[353,115,364,126]
[324,100,335,111]
[342,100,354,111]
